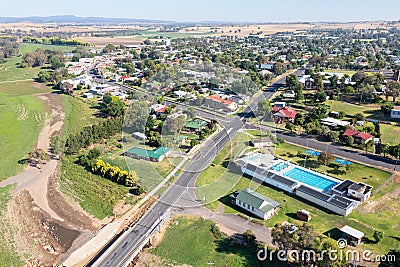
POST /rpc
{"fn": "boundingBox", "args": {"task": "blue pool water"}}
[270,162,290,172]
[283,167,338,191]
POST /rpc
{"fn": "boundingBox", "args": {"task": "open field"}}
[325,100,379,116]
[151,215,265,267]
[18,43,77,54]
[0,184,22,267]
[61,95,101,137]
[196,131,398,254]
[60,155,133,219]
[101,152,183,192]
[0,81,50,180]
[0,56,41,82]
[380,123,400,144]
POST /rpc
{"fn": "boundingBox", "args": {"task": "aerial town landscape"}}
[0,0,400,266]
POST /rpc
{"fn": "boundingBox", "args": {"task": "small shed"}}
[340,225,365,245]
[296,209,311,222]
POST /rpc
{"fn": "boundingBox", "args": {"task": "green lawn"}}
[61,95,101,137]
[0,185,22,267]
[380,123,400,144]
[0,56,41,82]
[101,153,182,192]
[0,81,50,180]
[18,43,77,54]
[60,155,133,219]
[151,215,266,267]
[325,100,379,116]
[196,131,398,254]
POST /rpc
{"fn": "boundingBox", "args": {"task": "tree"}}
[285,122,296,133]
[49,55,65,70]
[328,131,340,143]
[190,139,199,147]
[365,140,374,154]
[381,143,390,157]
[50,136,65,156]
[373,230,384,243]
[381,102,394,116]
[387,81,400,102]
[286,74,299,90]
[345,163,355,174]
[318,152,335,166]
[243,230,257,248]
[101,93,126,117]
[344,136,354,146]
[257,99,272,118]
[163,115,186,135]
[272,62,286,75]
[314,91,327,102]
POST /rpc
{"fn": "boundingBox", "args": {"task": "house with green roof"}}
[184,118,208,133]
[124,146,171,162]
[232,188,279,220]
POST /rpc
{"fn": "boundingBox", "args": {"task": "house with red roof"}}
[343,129,373,144]
[204,94,238,112]
[272,106,297,123]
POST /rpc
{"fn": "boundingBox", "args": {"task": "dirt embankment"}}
[3,92,101,265]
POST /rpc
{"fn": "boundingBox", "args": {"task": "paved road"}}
[91,73,290,266]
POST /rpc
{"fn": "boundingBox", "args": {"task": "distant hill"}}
[0,15,173,24]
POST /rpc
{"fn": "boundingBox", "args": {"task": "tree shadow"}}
[389,236,400,242]
[285,212,298,220]
[323,228,342,240]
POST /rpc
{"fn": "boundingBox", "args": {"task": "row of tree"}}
[91,159,139,187]
[22,36,91,46]
[65,117,123,154]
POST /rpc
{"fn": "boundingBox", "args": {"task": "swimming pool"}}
[248,153,263,162]
[270,162,290,172]
[283,167,338,191]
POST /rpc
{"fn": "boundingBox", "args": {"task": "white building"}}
[391,107,400,119]
[233,188,279,220]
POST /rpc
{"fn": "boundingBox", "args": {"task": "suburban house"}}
[251,138,272,148]
[340,225,365,245]
[204,94,238,112]
[231,188,279,220]
[183,118,208,133]
[125,146,171,162]
[257,63,275,71]
[391,107,400,119]
[320,117,351,128]
[343,129,373,144]
[132,132,147,141]
[149,104,167,114]
[298,75,314,89]
[272,106,297,123]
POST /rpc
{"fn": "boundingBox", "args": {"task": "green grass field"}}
[101,152,182,192]
[0,185,22,267]
[0,57,41,82]
[196,131,398,254]
[60,156,133,219]
[61,95,101,137]
[18,43,77,54]
[0,81,50,181]
[380,123,400,144]
[151,215,264,267]
[325,100,379,116]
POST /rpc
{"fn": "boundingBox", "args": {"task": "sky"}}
[0,0,399,23]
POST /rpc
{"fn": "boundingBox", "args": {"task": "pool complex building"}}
[235,153,372,216]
